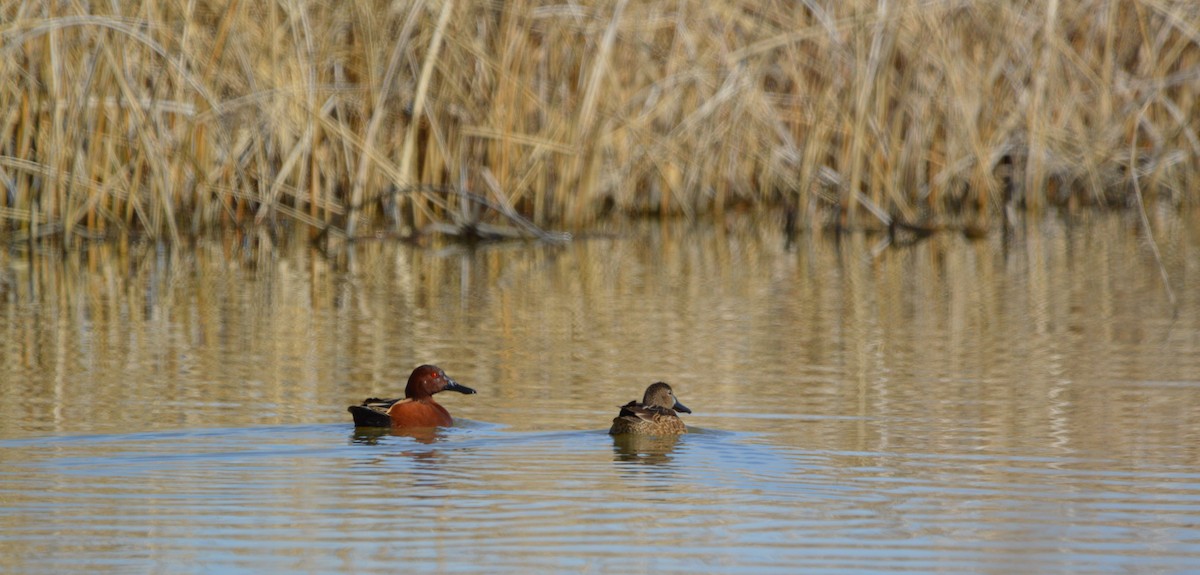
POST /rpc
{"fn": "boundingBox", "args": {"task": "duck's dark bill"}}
[445,380,477,394]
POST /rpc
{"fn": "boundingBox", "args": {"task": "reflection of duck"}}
[612,432,683,465]
[609,382,691,435]
[350,426,442,445]
[348,365,476,428]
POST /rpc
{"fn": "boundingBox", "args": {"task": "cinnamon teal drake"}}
[348,365,476,428]
[608,381,691,435]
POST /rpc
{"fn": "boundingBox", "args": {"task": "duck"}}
[609,381,691,435]
[348,365,476,428]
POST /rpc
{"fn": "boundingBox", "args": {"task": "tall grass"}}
[1,0,1197,243]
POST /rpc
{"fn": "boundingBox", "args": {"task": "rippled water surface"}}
[2,212,1199,573]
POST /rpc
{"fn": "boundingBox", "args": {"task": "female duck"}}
[609,382,691,435]
[349,365,476,428]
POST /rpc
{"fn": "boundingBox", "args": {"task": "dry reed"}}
[0,0,1197,244]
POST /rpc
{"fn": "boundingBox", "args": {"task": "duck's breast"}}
[386,399,454,428]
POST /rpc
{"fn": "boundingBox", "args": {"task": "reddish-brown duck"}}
[348,365,476,428]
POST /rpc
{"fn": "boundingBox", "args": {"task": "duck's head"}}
[643,381,691,414]
[405,365,476,399]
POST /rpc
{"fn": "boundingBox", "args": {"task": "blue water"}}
[3,419,1198,574]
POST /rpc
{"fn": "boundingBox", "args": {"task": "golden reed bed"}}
[1,1,1197,244]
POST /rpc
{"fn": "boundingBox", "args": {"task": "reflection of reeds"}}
[1,1,1196,244]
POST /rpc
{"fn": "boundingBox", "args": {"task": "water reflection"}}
[612,433,684,466]
[1,211,1200,573]
[350,426,451,446]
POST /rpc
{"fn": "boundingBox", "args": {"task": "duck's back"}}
[608,401,687,435]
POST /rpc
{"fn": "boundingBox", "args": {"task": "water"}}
[2,211,1199,573]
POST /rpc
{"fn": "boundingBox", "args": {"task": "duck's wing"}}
[616,401,676,422]
[360,397,402,408]
[349,405,390,427]
[347,397,404,427]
